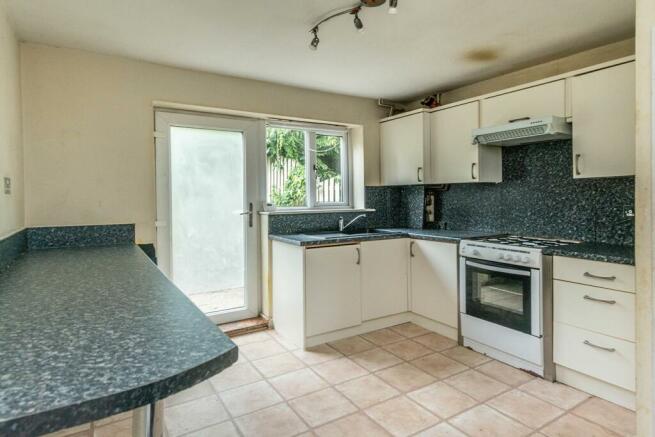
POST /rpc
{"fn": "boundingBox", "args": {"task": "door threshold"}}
[219,316,270,337]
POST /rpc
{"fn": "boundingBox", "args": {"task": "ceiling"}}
[4,0,635,101]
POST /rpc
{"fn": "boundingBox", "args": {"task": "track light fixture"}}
[308,0,398,50]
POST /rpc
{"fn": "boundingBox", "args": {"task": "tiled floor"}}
[47,323,636,437]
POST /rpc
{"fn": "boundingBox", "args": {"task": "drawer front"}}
[553,256,634,293]
[554,322,635,391]
[554,280,635,341]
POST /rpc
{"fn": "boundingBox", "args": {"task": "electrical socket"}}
[3,177,10,195]
[624,207,635,218]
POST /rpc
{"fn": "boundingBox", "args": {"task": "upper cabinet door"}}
[430,102,502,183]
[380,111,429,185]
[480,80,567,127]
[571,62,635,179]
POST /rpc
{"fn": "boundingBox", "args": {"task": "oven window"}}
[466,260,532,334]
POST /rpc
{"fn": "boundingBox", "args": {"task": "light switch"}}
[3,177,10,195]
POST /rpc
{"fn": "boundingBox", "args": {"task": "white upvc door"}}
[155,110,263,324]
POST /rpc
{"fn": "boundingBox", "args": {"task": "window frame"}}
[265,121,350,211]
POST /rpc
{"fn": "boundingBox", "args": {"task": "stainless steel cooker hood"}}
[472,116,571,147]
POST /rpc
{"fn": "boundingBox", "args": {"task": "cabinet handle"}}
[584,272,616,281]
[575,154,582,176]
[417,167,423,183]
[583,295,616,305]
[355,247,361,265]
[508,117,530,123]
[583,340,616,353]
[471,163,477,180]
[409,241,415,257]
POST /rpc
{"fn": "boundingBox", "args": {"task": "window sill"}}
[259,208,375,216]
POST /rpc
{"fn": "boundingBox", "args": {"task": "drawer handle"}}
[584,272,616,281]
[355,247,361,265]
[583,295,616,305]
[410,241,415,257]
[583,340,616,353]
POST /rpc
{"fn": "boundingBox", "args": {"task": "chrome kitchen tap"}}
[338,214,367,232]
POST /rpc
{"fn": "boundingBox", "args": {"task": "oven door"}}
[460,258,541,336]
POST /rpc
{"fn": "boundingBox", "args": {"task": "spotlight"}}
[388,0,398,14]
[310,28,320,50]
[353,13,364,33]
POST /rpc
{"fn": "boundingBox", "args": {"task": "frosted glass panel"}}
[170,126,245,313]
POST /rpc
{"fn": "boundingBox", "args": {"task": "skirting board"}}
[556,364,635,410]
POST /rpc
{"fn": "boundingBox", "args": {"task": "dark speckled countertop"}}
[0,245,237,436]
[543,242,635,265]
[269,228,499,246]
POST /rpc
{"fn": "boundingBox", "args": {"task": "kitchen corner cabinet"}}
[571,62,635,178]
[410,239,459,328]
[380,110,429,185]
[429,102,502,183]
[361,239,409,321]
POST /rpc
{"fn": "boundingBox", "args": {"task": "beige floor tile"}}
[234,403,308,437]
[312,357,368,384]
[268,330,300,351]
[518,379,589,410]
[384,340,433,361]
[239,339,286,360]
[408,382,477,419]
[314,412,391,437]
[487,389,564,428]
[293,343,343,366]
[269,367,329,400]
[328,335,376,355]
[164,395,229,436]
[219,380,282,417]
[390,322,431,338]
[415,422,467,437]
[541,413,619,437]
[361,328,405,346]
[411,353,468,379]
[165,381,214,407]
[208,362,262,392]
[413,334,457,352]
[289,387,357,427]
[184,420,240,437]
[94,418,131,437]
[476,360,535,386]
[444,370,509,401]
[572,397,636,436]
[296,433,317,437]
[376,363,436,392]
[441,346,491,367]
[251,352,305,378]
[336,374,400,408]
[232,331,272,345]
[350,348,402,371]
[365,396,439,437]
[450,404,531,437]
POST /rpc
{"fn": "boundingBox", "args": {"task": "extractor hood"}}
[472,116,571,147]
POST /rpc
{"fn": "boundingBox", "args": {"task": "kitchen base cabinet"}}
[361,239,409,321]
[410,239,459,330]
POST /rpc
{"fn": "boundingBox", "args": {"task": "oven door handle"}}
[465,260,531,277]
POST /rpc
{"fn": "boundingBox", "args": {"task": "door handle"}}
[575,154,582,176]
[471,163,477,180]
[355,247,361,265]
[584,272,616,281]
[583,295,616,305]
[239,202,254,227]
[583,340,616,353]
[409,241,415,257]
[417,167,423,183]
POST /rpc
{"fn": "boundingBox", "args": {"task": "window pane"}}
[266,127,306,207]
[315,134,344,204]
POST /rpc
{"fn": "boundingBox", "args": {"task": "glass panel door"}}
[155,111,262,324]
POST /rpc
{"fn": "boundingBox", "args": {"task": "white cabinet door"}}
[305,245,362,336]
[361,239,409,321]
[380,111,429,185]
[480,80,567,127]
[410,239,459,328]
[430,102,501,183]
[571,62,635,178]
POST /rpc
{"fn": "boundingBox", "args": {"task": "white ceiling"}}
[4,0,635,101]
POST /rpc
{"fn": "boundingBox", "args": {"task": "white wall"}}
[0,3,23,238]
[20,43,385,243]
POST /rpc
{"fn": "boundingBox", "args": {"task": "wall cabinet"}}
[480,80,567,127]
[429,102,501,183]
[380,110,429,185]
[409,239,459,329]
[571,62,635,178]
[361,239,409,321]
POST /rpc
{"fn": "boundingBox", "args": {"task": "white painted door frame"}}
[154,110,264,324]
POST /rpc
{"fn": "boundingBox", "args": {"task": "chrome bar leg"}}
[132,401,164,437]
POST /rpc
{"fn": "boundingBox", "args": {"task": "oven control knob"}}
[498,253,504,260]
[473,250,480,256]
[522,256,530,263]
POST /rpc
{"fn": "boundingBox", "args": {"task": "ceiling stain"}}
[464,48,501,62]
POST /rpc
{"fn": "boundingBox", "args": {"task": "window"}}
[266,123,348,209]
